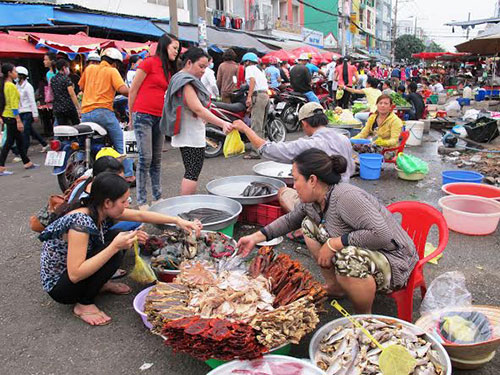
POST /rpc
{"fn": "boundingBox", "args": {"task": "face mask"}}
[14,78,19,83]
[209,63,214,69]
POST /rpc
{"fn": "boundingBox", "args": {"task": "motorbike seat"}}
[289,91,308,98]
[53,125,79,137]
[213,101,246,113]
[73,124,94,135]
[80,122,107,136]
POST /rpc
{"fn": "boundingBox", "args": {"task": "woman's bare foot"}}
[99,281,132,295]
[73,303,111,326]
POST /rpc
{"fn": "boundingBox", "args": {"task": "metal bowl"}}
[148,194,242,231]
[206,175,286,205]
[309,314,452,375]
[252,161,294,185]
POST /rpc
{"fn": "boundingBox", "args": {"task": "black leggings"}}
[0,117,30,166]
[54,109,80,126]
[48,250,124,305]
[338,90,351,109]
[180,147,205,181]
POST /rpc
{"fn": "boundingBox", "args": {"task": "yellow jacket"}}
[354,112,403,148]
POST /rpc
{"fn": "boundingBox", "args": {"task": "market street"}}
[1,132,498,375]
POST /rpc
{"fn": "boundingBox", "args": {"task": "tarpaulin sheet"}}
[0,33,45,58]
[53,10,164,37]
[0,3,53,27]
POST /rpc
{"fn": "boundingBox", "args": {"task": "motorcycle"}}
[46,122,109,192]
[279,91,308,133]
[204,86,287,158]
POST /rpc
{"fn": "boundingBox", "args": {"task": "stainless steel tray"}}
[148,194,242,231]
[252,161,294,186]
[206,175,286,205]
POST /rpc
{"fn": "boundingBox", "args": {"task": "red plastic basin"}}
[442,183,500,201]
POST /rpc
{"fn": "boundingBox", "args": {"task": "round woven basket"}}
[415,305,500,363]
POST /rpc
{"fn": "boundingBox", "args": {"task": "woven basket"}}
[415,305,500,362]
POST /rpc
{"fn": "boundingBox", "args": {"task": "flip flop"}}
[111,268,127,280]
[286,231,305,244]
[24,163,40,170]
[0,171,14,176]
[73,310,111,326]
[243,153,261,160]
[100,282,132,295]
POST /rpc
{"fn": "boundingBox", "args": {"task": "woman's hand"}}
[236,234,257,257]
[128,117,133,131]
[177,218,202,237]
[317,243,335,268]
[246,96,252,109]
[110,230,139,252]
[135,230,149,245]
[16,119,24,132]
[232,119,247,132]
[222,122,234,134]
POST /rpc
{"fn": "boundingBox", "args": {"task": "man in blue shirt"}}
[265,57,282,89]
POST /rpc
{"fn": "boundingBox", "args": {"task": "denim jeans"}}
[133,112,163,205]
[354,111,371,126]
[81,108,134,177]
[303,91,320,103]
[13,112,47,155]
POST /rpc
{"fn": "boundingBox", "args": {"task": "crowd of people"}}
[2,35,485,328]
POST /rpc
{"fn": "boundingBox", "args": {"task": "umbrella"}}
[455,33,500,55]
[261,49,296,64]
[291,45,322,56]
[319,51,342,62]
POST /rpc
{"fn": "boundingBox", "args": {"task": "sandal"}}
[73,310,111,326]
[243,153,261,160]
[111,268,127,280]
[100,282,132,295]
[286,230,305,244]
[0,171,14,176]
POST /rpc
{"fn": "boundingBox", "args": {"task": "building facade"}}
[375,0,392,57]
[302,0,339,46]
[396,18,424,40]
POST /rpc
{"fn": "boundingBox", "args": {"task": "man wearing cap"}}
[289,54,320,103]
[232,102,354,210]
[79,48,134,183]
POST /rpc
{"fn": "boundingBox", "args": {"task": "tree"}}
[426,41,445,53]
[395,34,425,62]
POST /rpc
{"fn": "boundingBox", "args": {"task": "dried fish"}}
[315,317,446,375]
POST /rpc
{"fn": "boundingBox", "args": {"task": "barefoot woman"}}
[40,173,201,326]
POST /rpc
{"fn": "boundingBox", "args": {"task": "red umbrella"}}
[291,46,322,56]
[320,51,341,62]
[262,49,295,64]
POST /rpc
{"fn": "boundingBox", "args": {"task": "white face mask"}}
[209,63,214,69]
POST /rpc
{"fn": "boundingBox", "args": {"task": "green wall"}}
[303,0,339,40]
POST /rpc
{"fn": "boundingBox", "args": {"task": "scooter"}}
[279,91,309,133]
[46,122,109,192]
[204,86,287,158]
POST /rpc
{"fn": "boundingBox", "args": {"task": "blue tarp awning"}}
[53,10,164,37]
[0,3,53,27]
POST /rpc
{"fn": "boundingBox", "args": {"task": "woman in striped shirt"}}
[238,149,418,314]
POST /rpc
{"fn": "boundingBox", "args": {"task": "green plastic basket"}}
[205,343,292,369]
[218,222,234,237]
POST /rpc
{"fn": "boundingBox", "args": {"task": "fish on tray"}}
[241,182,277,197]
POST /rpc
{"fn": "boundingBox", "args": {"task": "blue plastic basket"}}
[360,153,383,180]
[350,138,371,145]
[442,170,484,185]
[457,98,471,106]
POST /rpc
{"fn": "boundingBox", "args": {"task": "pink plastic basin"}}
[133,285,154,330]
[438,195,500,235]
[442,183,500,201]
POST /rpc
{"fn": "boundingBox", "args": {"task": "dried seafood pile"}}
[143,283,194,333]
[314,317,445,375]
[188,270,275,322]
[250,296,319,348]
[174,260,218,287]
[146,230,235,272]
[241,182,276,197]
[162,316,266,361]
[250,247,327,307]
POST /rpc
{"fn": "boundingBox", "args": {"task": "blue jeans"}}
[12,112,47,155]
[133,112,163,205]
[354,111,371,126]
[303,91,320,103]
[81,108,133,177]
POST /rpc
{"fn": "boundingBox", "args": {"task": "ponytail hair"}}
[57,173,129,223]
[293,148,347,185]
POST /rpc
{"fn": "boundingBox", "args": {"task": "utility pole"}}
[198,0,207,51]
[168,0,179,37]
[340,0,348,57]
[466,12,471,40]
[414,15,417,37]
[391,0,399,65]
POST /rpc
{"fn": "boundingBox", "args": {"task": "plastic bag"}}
[223,130,245,158]
[336,89,344,100]
[420,272,472,316]
[396,153,429,175]
[129,240,157,284]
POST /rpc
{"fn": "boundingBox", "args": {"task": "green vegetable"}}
[390,93,411,107]
[352,103,369,114]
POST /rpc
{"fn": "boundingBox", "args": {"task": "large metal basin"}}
[252,161,294,186]
[309,314,452,375]
[148,194,242,231]
[206,175,286,205]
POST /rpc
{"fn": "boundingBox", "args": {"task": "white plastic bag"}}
[420,271,471,316]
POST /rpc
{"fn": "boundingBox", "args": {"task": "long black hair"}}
[58,173,129,224]
[342,57,349,85]
[45,52,57,72]
[0,63,15,116]
[156,33,180,81]
[293,148,347,186]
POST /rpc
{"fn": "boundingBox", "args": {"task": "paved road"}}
[1,132,498,375]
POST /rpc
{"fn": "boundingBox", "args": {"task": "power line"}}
[295,0,339,17]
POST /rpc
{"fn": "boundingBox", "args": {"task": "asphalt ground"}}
[0,131,498,375]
